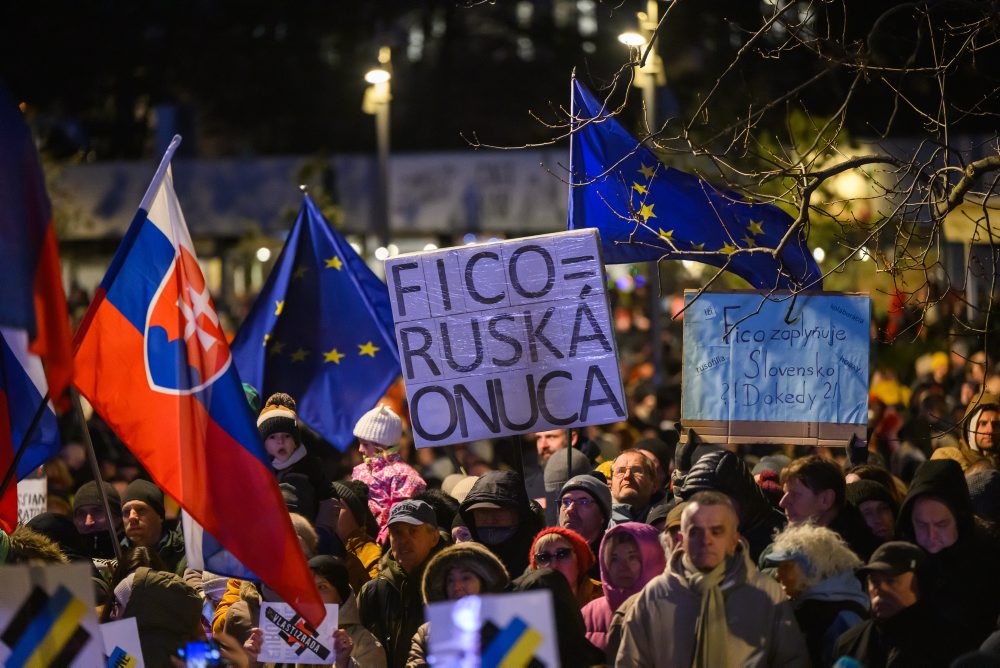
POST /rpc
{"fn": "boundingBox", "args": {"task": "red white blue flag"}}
[72,136,324,626]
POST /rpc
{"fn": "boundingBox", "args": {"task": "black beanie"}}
[121,479,165,518]
[256,402,301,444]
[846,480,898,515]
[74,481,121,514]
[308,555,351,601]
[331,481,378,538]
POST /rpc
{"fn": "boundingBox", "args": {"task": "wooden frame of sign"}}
[679,289,870,448]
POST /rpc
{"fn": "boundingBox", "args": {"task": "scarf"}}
[683,552,731,668]
[272,443,308,471]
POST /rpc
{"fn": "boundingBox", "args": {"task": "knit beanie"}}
[257,400,301,445]
[121,480,165,519]
[331,480,379,538]
[543,448,592,493]
[846,480,898,515]
[529,526,596,574]
[559,474,612,523]
[74,481,122,515]
[309,555,351,602]
[353,404,402,447]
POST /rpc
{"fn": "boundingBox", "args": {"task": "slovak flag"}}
[72,136,324,626]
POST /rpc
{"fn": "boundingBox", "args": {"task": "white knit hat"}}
[353,404,402,447]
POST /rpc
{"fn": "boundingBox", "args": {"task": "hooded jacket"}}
[406,542,510,668]
[459,471,543,577]
[675,450,788,562]
[582,522,666,652]
[121,567,202,668]
[359,536,446,668]
[352,453,427,544]
[931,392,1000,470]
[792,570,869,667]
[897,459,1000,654]
[616,541,809,668]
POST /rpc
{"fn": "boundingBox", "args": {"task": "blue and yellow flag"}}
[568,81,822,290]
[232,195,400,451]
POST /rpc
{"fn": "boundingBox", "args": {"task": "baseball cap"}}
[387,499,436,527]
[857,541,925,577]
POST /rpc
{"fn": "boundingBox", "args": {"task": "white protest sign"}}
[385,229,626,447]
[100,617,145,668]
[0,562,105,667]
[258,602,338,664]
[426,590,558,667]
[17,469,47,524]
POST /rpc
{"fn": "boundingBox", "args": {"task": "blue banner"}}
[682,292,870,425]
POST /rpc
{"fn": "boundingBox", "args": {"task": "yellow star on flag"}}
[291,347,309,363]
[358,341,380,358]
[325,256,343,271]
[632,182,648,195]
[720,243,738,255]
[690,242,705,251]
[262,333,270,348]
[293,265,309,280]
[639,203,656,223]
[742,235,757,248]
[274,300,285,316]
[638,163,656,180]
[268,340,285,356]
[658,228,674,242]
[324,348,345,364]
[748,219,764,236]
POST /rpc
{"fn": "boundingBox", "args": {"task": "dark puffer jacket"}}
[458,471,543,577]
[121,567,202,668]
[898,459,1000,656]
[675,450,786,561]
[512,568,605,666]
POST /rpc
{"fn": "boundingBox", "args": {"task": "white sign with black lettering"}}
[386,229,626,447]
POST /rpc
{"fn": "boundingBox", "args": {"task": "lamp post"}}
[363,46,392,249]
[620,2,667,388]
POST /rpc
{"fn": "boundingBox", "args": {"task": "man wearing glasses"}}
[609,451,659,527]
[558,473,612,577]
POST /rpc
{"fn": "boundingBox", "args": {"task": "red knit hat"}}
[529,526,596,574]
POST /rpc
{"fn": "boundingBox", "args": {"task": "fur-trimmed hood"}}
[421,542,509,603]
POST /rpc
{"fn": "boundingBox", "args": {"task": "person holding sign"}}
[309,555,385,668]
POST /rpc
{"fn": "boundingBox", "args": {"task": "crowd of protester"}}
[8,290,1000,667]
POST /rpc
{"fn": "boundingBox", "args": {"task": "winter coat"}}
[353,454,427,544]
[358,538,445,668]
[791,570,869,668]
[582,523,666,652]
[931,392,1000,470]
[458,471,544,577]
[616,541,809,668]
[343,527,381,595]
[832,600,955,668]
[675,450,788,562]
[511,568,605,667]
[406,542,510,668]
[826,503,881,562]
[121,567,202,668]
[897,459,1000,654]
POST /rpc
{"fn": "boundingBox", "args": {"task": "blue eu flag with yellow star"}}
[232,195,400,450]
[568,81,822,290]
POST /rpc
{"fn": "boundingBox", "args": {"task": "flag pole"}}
[71,387,124,563]
[0,392,51,500]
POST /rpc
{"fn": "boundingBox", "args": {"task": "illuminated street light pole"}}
[620,3,667,387]
[363,46,392,249]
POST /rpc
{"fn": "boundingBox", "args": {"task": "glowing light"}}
[618,32,647,47]
[255,247,271,262]
[364,68,391,84]
[374,247,389,261]
[423,243,438,251]
[812,247,826,263]
[387,244,399,256]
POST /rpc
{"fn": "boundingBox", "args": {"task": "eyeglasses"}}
[560,496,594,509]
[534,547,574,566]
[612,466,646,479]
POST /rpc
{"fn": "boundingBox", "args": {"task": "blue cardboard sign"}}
[682,292,870,425]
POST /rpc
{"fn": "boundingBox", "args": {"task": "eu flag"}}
[232,195,400,451]
[568,81,822,290]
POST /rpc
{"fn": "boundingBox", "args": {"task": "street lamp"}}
[620,2,667,387]
[362,46,392,249]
